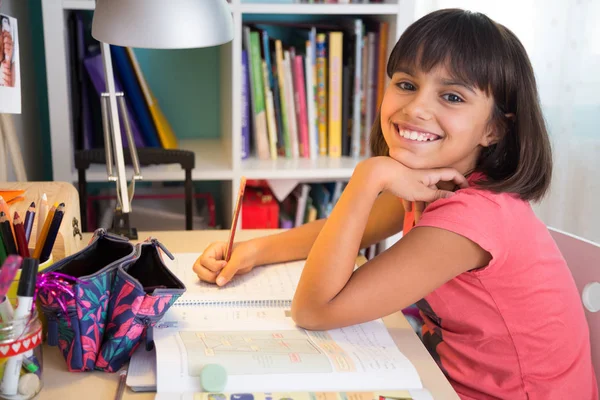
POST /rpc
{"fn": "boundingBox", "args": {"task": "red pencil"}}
[224,177,247,262]
[12,211,29,258]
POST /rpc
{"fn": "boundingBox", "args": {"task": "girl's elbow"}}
[291,300,329,331]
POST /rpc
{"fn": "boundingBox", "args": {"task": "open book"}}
[127,253,430,399]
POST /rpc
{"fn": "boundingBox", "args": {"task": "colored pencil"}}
[0,233,7,265]
[23,201,35,244]
[12,212,30,258]
[39,203,65,263]
[33,202,57,260]
[0,196,15,243]
[224,177,247,262]
[36,193,48,246]
[0,212,17,255]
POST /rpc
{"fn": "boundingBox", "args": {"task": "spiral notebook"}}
[164,253,309,307]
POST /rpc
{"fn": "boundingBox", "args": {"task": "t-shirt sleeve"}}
[415,189,508,275]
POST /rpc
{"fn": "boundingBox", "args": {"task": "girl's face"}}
[380,64,497,175]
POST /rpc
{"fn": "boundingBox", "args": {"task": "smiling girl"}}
[194,9,597,399]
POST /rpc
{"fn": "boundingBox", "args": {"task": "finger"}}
[193,264,219,284]
[196,255,226,273]
[414,201,426,223]
[216,261,241,287]
[424,169,469,189]
[422,187,456,202]
[402,199,412,212]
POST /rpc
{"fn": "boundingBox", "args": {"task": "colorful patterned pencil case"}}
[95,238,185,372]
[37,228,135,372]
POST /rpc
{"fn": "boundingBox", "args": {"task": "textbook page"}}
[165,253,305,305]
[154,313,423,394]
[155,389,433,400]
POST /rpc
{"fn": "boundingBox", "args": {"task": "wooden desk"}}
[37,230,459,400]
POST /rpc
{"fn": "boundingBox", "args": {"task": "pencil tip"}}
[29,201,35,207]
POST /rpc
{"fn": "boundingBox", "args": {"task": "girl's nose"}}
[402,95,433,121]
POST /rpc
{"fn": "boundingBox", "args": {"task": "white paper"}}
[155,318,422,394]
[0,13,20,113]
[166,253,305,306]
[126,346,157,392]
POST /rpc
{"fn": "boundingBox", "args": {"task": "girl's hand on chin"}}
[355,157,469,204]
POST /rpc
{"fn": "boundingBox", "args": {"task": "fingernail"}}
[216,277,226,286]
[221,261,227,267]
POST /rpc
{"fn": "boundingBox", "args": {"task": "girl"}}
[193,9,597,399]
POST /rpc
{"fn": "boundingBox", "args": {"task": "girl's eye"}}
[397,81,415,91]
[442,93,464,103]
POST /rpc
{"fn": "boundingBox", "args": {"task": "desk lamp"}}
[91,0,233,239]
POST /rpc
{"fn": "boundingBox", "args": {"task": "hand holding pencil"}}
[192,178,254,287]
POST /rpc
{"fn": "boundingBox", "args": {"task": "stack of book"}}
[242,17,389,160]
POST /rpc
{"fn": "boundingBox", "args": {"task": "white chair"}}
[549,227,600,385]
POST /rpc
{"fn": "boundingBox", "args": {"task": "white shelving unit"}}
[41,0,416,226]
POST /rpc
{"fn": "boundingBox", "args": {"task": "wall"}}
[0,0,45,181]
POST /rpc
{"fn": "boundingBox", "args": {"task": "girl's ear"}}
[482,112,514,147]
[482,125,502,147]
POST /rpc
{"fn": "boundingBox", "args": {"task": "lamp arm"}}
[99,42,131,214]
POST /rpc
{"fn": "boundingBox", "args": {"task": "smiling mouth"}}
[394,124,442,142]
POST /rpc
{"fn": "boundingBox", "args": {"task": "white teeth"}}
[396,128,438,142]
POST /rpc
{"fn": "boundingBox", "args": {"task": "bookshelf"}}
[40,0,416,225]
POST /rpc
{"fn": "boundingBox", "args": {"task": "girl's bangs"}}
[387,10,506,96]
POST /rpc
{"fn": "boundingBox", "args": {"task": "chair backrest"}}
[549,227,600,384]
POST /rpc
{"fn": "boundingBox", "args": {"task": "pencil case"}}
[95,238,185,372]
[37,228,135,372]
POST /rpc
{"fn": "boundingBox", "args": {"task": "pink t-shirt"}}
[414,178,598,399]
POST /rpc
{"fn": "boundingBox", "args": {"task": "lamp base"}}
[110,208,138,240]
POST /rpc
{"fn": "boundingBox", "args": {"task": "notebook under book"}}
[127,253,427,397]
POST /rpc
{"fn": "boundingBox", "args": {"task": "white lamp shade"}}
[91,0,234,49]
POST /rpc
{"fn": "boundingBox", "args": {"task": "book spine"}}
[250,32,270,160]
[275,40,291,158]
[284,51,299,159]
[351,19,363,159]
[328,32,343,158]
[305,42,318,160]
[316,33,328,156]
[262,61,278,160]
[241,50,251,160]
[293,55,310,159]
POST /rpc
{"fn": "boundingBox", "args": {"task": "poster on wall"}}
[0,13,20,114]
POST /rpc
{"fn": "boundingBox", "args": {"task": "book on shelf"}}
[67,11,177,152]
[241,16,389,161]
[127,253,431,399]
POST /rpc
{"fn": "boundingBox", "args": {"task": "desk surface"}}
[38,230,459,400]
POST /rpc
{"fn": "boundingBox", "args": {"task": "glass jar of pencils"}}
[0,309,43,399]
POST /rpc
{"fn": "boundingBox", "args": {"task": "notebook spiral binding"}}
[174,299,293,308]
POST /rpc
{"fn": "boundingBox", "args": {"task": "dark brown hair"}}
[370,8,552,201]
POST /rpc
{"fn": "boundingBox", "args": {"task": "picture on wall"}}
[0,13,20,113]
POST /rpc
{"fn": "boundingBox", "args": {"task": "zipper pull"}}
[151,238,174,260]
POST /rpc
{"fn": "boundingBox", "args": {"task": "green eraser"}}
[200,364,227,392]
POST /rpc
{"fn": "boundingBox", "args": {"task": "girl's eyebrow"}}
[438,78,476,94]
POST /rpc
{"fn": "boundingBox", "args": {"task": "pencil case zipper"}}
[135,314,164,351]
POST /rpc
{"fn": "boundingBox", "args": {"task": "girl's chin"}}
[388,150,439,170]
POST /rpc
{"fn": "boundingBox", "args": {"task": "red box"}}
[242,187,279,229]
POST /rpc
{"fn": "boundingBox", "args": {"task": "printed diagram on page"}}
[178,329,357,376]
